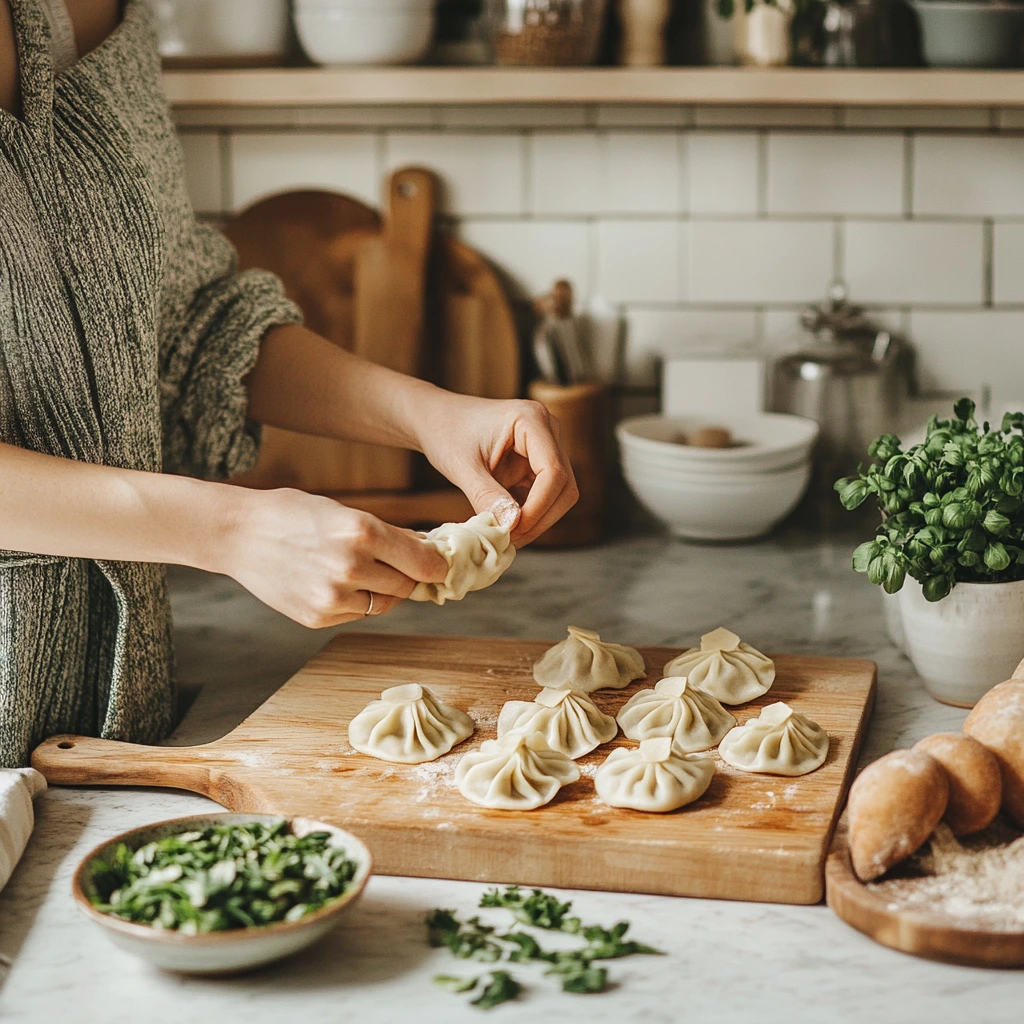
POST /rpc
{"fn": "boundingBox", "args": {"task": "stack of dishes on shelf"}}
[295,0,438,65]
[616,412,820,542]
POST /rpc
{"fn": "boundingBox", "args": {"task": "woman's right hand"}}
[220,488,449,628]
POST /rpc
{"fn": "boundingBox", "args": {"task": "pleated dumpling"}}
[348,683,475,764]
[497,686,618,760]
[663,627,775,705]
[410,512,516,606]
[533,626,646,694]
[616,676,735,753]
[718,702,829,777]
[456,732,580,810]
[595,738,714,813]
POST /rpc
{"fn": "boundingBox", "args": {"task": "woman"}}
[0,0,578,767]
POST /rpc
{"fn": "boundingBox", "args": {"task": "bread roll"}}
[846,749,949,882]
[964,685,1024,827]
[913,733,1002,836]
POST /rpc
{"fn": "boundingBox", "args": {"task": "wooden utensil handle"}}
[31,735,216,793]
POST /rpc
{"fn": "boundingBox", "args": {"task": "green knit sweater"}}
[0,0,301,767]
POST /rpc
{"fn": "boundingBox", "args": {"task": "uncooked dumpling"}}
[533,626,646,694]
[595,737,714,813]
[718,701,829,776]
[348,683,474,764]
[663,627,775,705]
[497,686,617,760]
[616,676,735,753]
[456,732,580,810]
[410,512,515,606]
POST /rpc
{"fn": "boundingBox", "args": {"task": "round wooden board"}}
[825,844,1024,969]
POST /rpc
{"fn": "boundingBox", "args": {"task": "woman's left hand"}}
[417,394,579,547]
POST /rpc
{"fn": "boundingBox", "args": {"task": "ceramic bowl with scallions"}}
[73,814,372,974]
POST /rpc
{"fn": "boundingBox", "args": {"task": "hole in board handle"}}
[57,741,74,749]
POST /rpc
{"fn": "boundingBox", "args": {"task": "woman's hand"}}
[416,394,580,546]
[219,489,449,628]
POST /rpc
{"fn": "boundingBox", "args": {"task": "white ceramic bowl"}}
[74,814,372,975]
[152,0,292,64]
[617,413,819,474]
[295,0,436,65]
[620,457,812,541]
[912,1,1024,68]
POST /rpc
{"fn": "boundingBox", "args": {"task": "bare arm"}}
[0,441,447,626]
[247,324,579,545]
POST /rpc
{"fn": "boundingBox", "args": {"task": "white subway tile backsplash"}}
[694,106,839,129]
[229,131,379,211]
[767,133,904,216]
[844,221,984,305]
[841,107,991,131]
[689,220,834,304]
[994,223,1024,304]
[594,105,693,128]
[623,308,758,387]
[687,132,759,216]
[385,132,524,215]
[761,307,907,348]
[440,105,588,129]
[913,135,1024,217]
[596,221,685,303]
[530,132,683,216]
[176,106,442,129]
[178,132,223,214]
[457,220,591,299]
[908,311,1024,393]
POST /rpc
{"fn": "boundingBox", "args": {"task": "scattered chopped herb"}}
[88,820,357,933]
[428,886,664,1009]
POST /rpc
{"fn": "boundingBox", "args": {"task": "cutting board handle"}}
[31,734,218,793]
[383,166,437,257]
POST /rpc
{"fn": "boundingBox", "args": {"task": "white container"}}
[296,0,437,65]
[618,413,819,475]
[151,0,291,65]
[619,455,812,541]
[74,814,372,974]
[897,578,1024,707]
[733,1,792,67]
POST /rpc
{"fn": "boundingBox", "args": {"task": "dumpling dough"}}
[348,683,474,764]
[617,676,735,753]
[595,737,714,813]
[410,512,515,606]
[497,686,617,760]
[533,626,646,694]
[718,701,829,776]
[456,732,580,810]
[663,627,775,705]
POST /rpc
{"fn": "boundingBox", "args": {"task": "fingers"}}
[302,589,401,630]
[459,468,522,531]
[344,511,449,585]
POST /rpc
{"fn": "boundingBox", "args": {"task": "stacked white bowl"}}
[295,0,437,66]
[616,413,820,542]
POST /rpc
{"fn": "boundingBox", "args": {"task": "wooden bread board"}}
[826,824,1024,968]
[32,635,876,905]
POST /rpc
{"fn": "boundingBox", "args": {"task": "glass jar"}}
[489,0,610,66]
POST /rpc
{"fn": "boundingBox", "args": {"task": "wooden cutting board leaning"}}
[33,635,876,905]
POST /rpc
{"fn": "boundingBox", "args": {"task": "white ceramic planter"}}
[897,577,1024,707]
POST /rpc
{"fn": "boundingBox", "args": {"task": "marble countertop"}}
[1,528,1020,1024]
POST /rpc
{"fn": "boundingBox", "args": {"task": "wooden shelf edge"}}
[164,66,1024,109]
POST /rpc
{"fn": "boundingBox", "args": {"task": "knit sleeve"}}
[158,225,302,481]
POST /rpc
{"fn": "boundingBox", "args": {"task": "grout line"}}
[983,219,994,307]
[218,129,233,213]
[902,133,914,219]
[521,131,533,216]
[677,131,689,216]
[756,130,769,217]
[833,219,845,282]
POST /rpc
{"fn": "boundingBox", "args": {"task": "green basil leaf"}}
[434,975,479,994]
[922,575,953,602]
[472,971,522,1010]
[985,542,1011,571]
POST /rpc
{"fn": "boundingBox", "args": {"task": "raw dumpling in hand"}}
[456,732,580,810]
[595,737,714,813]
[348,683,474,764]
[410,512,516,606]
[663,627,775,705]
[617,676,735,753]
[533,626,646,694]
[497,686,618,760]
[718,701,829,777]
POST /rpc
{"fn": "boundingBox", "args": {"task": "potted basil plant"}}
[835,398,1024,708]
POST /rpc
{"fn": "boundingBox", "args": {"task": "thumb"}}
[460,469,522,531]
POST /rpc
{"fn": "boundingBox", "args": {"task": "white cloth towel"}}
[0,769,47,893]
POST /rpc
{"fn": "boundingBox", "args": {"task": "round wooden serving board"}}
[826,837,1024,969]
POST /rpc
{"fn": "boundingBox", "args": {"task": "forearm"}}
[0,441,239,571]
[245,323,450,451]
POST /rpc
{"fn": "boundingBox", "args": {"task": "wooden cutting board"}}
[32,635,876,905]
[826,824,1024,968]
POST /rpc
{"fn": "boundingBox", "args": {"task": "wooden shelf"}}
[163,66,1024,109]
